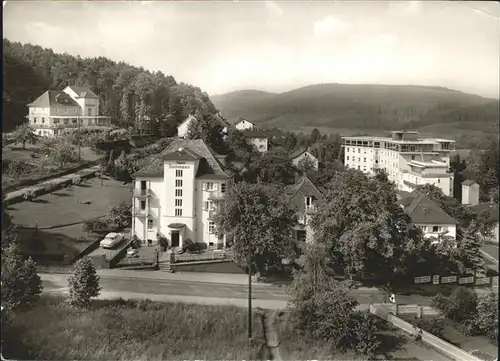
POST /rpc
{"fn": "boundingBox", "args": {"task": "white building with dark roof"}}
[235,118,255,131]
[26,85,111,136]
[242,128,269,152]
[289,147,319,171]
[399,191,457,241]
[131,139,234,249]
[343,130,455,196]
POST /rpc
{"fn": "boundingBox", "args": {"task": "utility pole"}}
[77,116,81,162]
[248,242,252,345]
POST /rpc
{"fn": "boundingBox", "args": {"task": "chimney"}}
[461,180,479,206]
[215,154,227,166]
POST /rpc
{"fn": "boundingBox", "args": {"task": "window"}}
[305,196,313,208]
[175,189,183,197]
[55,108,59,113]
[88,119,93,125]
[363,158,366,162]
[438,179,440,183]
[204,201,209,211]
[147,219,154,229]
[175,199,182,207]
[33,118,37,123]
[87,107,93,116]
[140,201,146,210]
[358,157,361,162]
[375,160,379,164]
[411,155,415,160]
[53,119,59,124]
[175,179,183,187]
[432,226,440,233]
[72,119,77,124]
[347,156,349,160]
[209,221,215,234]
[357,165,360,170]
[347,147,350,152]
[176,170,183,178]
[42,118,45,123]
[175,208,183,217]
[358,149,360,153]
[221,183,226,193]
[206,182,214,191]
[296,230,306,242]
[65,108,68,113]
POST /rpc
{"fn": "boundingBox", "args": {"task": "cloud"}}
[313,16,351,38]
[264,1,284,19]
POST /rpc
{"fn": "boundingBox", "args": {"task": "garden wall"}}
[175,260,245,274]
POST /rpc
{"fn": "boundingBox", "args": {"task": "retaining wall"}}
[370,304,484,361]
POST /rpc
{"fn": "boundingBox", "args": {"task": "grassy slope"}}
[211,84,499,138]
[2,296,357,360]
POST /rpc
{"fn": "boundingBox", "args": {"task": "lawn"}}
[7,177,132,262]
[1,295,438,361]
[2,143,99,189]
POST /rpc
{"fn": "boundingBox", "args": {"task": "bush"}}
[23,189,36,201]
[72,176,82,185]
[432,288,478,324]
[411,317,445,338]
[67,258,101,308]
[1,242,43,313]
[5,160,32,179]
[348,312,381,358]
[82,218,109,234]
[475,292,498,343]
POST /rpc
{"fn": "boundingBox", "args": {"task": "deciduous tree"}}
[1,242,43,312]
[12,123,38,149]
[214,182,297,276]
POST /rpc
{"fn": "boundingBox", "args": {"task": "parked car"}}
[100,232,124,249]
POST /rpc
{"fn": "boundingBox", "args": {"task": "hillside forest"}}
[3,39,217,133]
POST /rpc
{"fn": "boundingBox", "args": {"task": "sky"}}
[3,1,500,98]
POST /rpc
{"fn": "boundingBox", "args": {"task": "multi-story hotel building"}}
[131,139,233,249]
[343,131,455,196]
[26,86,111,136]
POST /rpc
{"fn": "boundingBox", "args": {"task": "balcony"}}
[305,206,317,214]
[133,188,152,198]
[208,190,225,200]
[208,209,218,220]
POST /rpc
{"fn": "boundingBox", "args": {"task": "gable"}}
[286,177,324,212]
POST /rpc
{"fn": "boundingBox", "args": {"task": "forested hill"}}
[211,84,499,136]
[3,39,216,132]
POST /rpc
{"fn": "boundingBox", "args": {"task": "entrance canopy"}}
[168,223,186,230]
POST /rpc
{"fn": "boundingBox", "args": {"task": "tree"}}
[297,155,316,176]
[186,113,225,151]
[113,150,132,180]
[244,152,297,186]
[67,257,101,308]
[432,288,478,324]
[51,142,78,169]
[105,201,131,229]
[475,291,498,342]
[12,123,38,149]
[1,196,17,251]
[310,128,321,144]
[1,242,43,312]
[310,169,426,282]
[214,182,297,277]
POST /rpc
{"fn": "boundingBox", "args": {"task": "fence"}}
[414,274,498,287]
[175,250,233,264]
[369,304,483,361]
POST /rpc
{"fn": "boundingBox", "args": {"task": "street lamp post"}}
[248,242,252,344]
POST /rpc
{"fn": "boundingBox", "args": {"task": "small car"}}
[99,232,124,249]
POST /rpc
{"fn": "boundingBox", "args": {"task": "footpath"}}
[4,164,100,204]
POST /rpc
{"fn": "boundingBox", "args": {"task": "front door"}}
[171,231,180,248]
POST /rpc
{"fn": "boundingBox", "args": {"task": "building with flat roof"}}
[342,131,455,196]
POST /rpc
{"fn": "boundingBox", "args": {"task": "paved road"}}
[41,272,437,307]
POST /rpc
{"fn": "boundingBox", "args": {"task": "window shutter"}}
[214,183,219,191]
[202,182,206,191]
[204,201,208,211]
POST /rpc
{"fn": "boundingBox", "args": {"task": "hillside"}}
[211,84,499,137]
[3,39,216,132]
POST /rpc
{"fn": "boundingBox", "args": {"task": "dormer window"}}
[305,196,313,209]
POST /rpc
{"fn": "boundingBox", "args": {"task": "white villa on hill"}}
[235,118,255,131]
[343,131,455,196]
[131,139,233,249]
[26,85,111,136]
[177,114,230,139]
